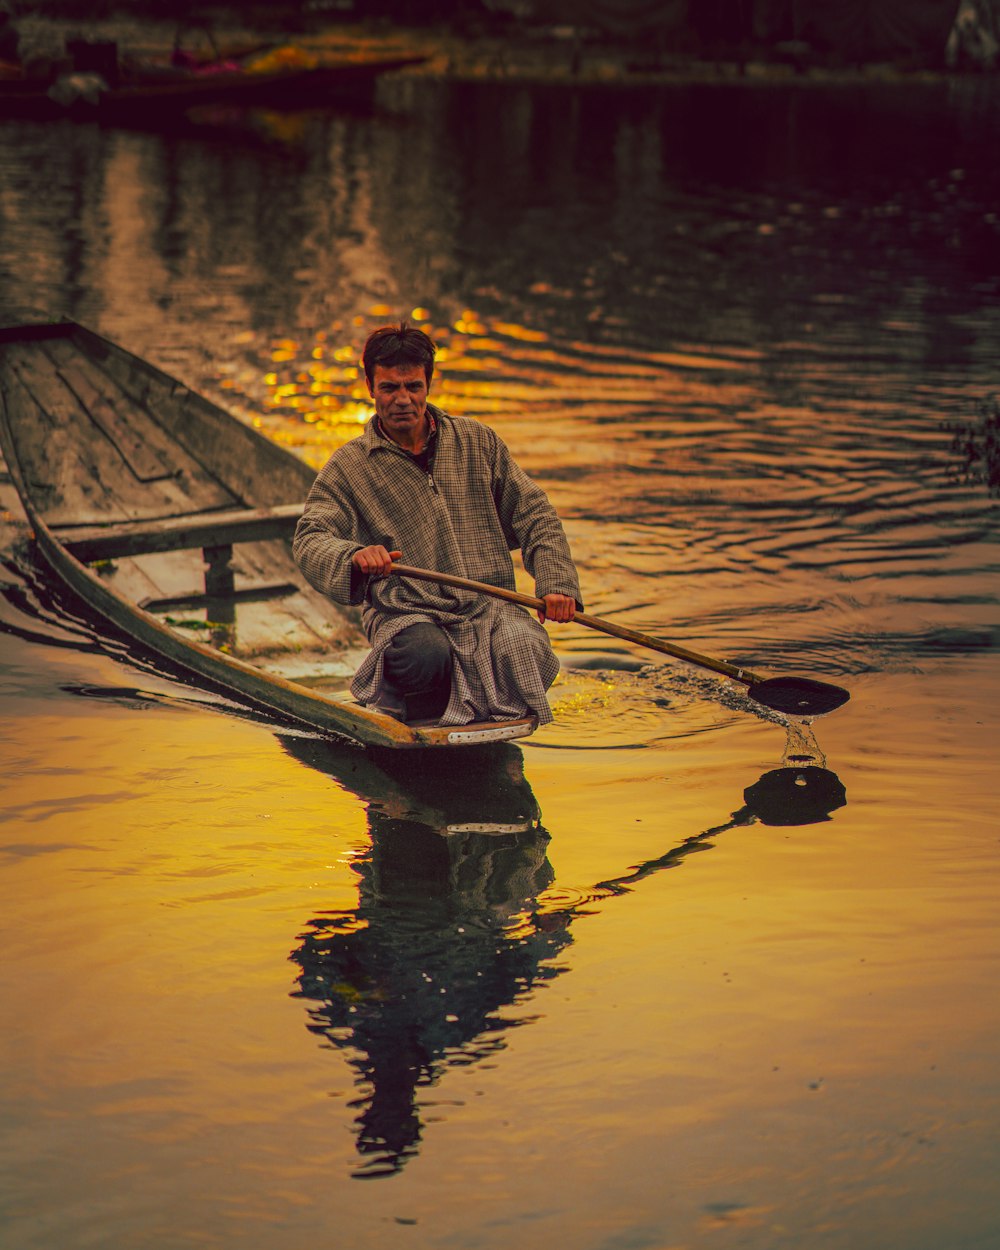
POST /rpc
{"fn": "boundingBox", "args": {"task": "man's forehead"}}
[371,363,427,385]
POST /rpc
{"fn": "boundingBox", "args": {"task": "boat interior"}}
[0,325,368,689]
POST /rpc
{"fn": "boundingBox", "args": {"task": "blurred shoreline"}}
[4,8,985,90]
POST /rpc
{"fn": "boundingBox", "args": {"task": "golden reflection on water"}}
[218,304,551,464]
[215,301,766,568]
[0,296,994,1240]
[2,76,1000,1246]
[3,602,1000,1245]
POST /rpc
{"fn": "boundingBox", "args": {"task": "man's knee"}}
[383,623,451,694]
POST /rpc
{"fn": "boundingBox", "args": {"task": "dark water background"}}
[2,70,999,1249]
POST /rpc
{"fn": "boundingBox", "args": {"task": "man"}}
[293,323,581,726]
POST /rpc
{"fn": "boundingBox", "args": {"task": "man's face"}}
[368,363,430,447]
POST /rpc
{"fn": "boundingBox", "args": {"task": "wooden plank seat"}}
[139,581,302,614]
[53,503,308,618]
[55,502,306,562]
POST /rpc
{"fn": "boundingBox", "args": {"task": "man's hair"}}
[362,323,437,389]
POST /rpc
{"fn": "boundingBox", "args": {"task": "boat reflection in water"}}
[282,737,845,1178]
[281,740,565,1178]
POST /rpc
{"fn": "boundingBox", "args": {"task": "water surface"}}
[1,72,999,1249]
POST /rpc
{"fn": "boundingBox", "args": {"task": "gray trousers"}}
[380,622,452,720]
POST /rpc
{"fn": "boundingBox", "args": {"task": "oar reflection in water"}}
[589,723,846,899]
[281,738,846,1179]
[590,764,847,900]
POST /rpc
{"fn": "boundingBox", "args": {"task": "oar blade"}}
[747,676,850,717]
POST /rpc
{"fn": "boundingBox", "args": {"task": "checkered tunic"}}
[293,405,582,726]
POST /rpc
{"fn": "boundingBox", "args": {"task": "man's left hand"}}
[538,593,577,624]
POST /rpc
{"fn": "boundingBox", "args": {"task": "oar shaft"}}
[389,563,762,686]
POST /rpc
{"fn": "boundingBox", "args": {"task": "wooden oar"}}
[390,563,850,717]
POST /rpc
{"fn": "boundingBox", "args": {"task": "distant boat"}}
[0,49,426,121]
[0,318,537,750]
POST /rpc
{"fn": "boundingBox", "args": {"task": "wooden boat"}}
[0,318,537,750]
[0,51,425,122]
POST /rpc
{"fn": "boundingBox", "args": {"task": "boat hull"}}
[0,55,425,122]
[0,319,537,750]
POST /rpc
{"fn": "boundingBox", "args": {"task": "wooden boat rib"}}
[0,319,537,749]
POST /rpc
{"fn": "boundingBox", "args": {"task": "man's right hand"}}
[352,546,402,577]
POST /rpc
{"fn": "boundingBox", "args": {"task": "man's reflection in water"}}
[280,740,571,1178]
[281,736,846,1178]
